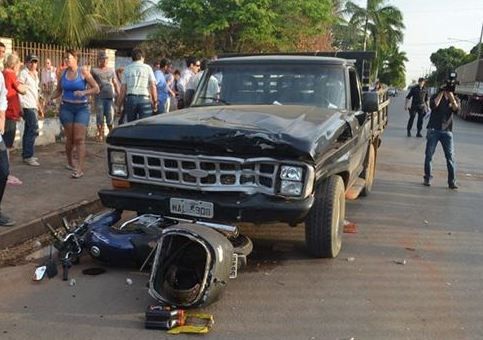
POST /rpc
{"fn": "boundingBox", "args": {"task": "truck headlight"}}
[280,180,303,196]
[280,166,303,181]
[110,151,126,164]
[109,150,128,177]
[112,164,128,177]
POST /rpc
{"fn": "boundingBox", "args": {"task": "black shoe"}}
[407,131,411,137]
[449,183,458,190]
[416,132,423,138]
[423,179,431,187]
[0,213,15,226]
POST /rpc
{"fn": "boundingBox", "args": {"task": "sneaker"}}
[407,131,411,137]
[0,213,15,226]
[449,183,458,190]
[416,132,423,138]
[423,179,431,187]
[23,157,40,166]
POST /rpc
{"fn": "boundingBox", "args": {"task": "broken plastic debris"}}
[346,257,355,262]
[32,240,42,249]
[343,220,358,233]
[393,259,407,265]
[424,220,429,225]
[69,278,76,286]
[126,278,133,285]
[465,173,472,177]
[405,247,416,252]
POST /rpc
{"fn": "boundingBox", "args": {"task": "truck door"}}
[348,67,370,178]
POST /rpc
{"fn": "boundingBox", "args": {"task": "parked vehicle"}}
[100,53,389,259]
[455,58,483,119]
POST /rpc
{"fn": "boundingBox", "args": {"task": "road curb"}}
[0,198,104,250]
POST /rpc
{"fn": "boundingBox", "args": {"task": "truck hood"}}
[107,105,350,162]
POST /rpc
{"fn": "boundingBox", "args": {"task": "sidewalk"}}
[0,141,110,248]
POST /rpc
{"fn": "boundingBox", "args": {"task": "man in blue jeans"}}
[424,87,460,189]
[0,71,15,226]
[117,48,157,123]
[19,54,43,166]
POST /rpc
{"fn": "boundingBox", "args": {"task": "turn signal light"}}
[112,179,131,189]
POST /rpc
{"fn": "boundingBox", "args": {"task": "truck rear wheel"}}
[305,175,345,258]
[360,143,376,197]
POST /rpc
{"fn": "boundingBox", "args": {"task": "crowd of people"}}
[0,42,207,227]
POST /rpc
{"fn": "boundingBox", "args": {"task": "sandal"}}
[71,170,84,179]
[7,175,23,185]
[65,164,75,171]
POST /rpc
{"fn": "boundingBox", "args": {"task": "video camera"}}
[441,72,459,92]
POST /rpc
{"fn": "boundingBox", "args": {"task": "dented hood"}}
[107,105,349,162]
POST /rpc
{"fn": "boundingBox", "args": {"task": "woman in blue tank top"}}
[52,49,99,178]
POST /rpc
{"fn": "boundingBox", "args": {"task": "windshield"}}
[192,64,346,109]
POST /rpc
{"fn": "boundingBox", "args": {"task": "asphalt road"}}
[1,95,483,340]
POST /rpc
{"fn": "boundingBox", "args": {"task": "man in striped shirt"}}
[117,48,157,123]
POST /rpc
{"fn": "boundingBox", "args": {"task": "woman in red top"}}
[2,53,26,186]
[2,53,26,148]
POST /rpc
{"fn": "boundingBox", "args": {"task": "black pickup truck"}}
[99,54,389,258]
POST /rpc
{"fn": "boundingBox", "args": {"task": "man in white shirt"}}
[19,54,42,166]
[180,57,200,106]
[0,70,15,226]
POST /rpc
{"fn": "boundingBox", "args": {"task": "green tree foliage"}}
[156,0,334,56]
[343,0,405,82]
[0,0,56,43]
[0,0,156,47]
[378,47,407,88]
[427,46,472,86]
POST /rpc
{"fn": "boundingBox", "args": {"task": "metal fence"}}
[13,40,99,68]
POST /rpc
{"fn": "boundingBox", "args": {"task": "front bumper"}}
[98,186,314,224]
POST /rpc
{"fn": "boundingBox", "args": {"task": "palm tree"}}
[345,0,405,78]
[48,0,157,47]
[379,47,408,87]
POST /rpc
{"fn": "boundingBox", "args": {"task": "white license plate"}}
[169,198,214,218]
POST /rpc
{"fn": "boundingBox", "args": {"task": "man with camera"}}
[423,76,460,189]
[405,77,429,137]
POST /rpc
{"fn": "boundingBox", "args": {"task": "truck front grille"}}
[126,149,280,194]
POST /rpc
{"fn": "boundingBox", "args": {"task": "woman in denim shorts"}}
[52,50,99,178]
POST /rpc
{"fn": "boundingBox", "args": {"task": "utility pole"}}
[477,22,483,61]
[362,0,369,51]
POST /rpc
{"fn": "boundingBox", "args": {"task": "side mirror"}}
[362,92,379,112]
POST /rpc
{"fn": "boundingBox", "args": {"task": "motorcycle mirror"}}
[33,265,47,281]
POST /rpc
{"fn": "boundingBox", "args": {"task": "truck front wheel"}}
[360,143,376,197]
[305,175,345,258]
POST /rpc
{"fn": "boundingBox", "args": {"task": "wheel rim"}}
[332,191,343,254]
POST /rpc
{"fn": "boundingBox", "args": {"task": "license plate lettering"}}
[170,198,214,218]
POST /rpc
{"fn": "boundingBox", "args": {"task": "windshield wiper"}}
[197,96,231,105]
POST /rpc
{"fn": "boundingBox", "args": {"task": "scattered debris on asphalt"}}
[405,247,416,252]
[424,220,429,225]
[343,220,358,233]
[393,259,407,265]
[346,257,356,262]
[82,267,106,276]
[33,265,47,281]
[69,278,76,286]
[126,278,133,285]
[167,312,214,334]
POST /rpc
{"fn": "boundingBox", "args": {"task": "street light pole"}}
[477,22,483,61]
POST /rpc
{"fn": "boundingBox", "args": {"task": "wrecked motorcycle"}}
[45,210,252,307]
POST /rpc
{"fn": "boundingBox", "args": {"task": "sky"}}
[352,0,483,86]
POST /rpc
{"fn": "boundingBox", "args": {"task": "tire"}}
[305,175,345,258]
[460,99,469,120]
[360,143,376,197]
